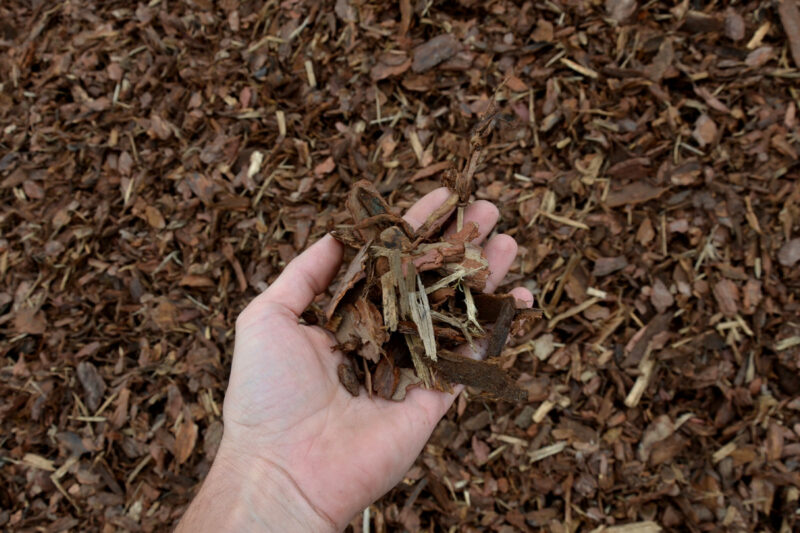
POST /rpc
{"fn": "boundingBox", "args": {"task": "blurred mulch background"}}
[1,0,799,531]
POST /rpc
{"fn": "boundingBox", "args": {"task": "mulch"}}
[1,0,799,531]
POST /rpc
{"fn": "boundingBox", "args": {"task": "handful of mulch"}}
[325,102,539,402]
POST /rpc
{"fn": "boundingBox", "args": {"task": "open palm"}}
[213,188,532,530]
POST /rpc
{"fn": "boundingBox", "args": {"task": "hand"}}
[177,188,533,532]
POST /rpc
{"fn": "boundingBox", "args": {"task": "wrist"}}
[178,438,338,532]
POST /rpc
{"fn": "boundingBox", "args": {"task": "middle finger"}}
[444,200,499,245]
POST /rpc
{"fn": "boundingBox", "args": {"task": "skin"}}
[177,189,533,532]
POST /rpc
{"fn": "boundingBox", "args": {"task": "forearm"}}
[177,443,338,532]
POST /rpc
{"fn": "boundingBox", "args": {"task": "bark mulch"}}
[1,0,799,531]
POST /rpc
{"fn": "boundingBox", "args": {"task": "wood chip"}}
[412,34,460,73]
[593,256,628,277]
[778,238,800,267]
[605,182,666,207]
[381,271,398,332]
[560,58,599,79]
[23,453,56,472]
[549,297,601,329]
[485,296,515,359]
[778,0,800,68]
[434,350,527,402]
[408,274,437,361]
[528,441,567,463]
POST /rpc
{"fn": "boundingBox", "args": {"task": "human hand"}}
[177,188,533,532]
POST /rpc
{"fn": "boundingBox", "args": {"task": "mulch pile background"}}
[2,0,799,531]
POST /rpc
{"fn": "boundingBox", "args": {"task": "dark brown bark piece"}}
[434,350,526,402]
[13,308,47,335]
[399,0,412,37]
[472,293,515,322]
[644,39,674,82]
[607,157,651,180]
[651,278,674,313]
[724,11,745,41]
[623,313,672,367]
[351,299,388,362]
[778,0,800,68]
[380,226,412,250]
[445,222,480,245]
[412,34,460,73]
[373,356,399,399]
[371,53,412,81]
[326,244,368,319]
[713,279,739,318]
[681,11,724,34]
[175,419,198,465]
[778,238,800,267]
[338,362,360,397]
[693,114,717,147]
[76,361,107,412]
[346,180,394,241]
[413,242,465,272]
[606,0,637,22]
[485,296,515,359]
[330,226,365,249]
[605,182,666,208]
[592,256,628,277]
[511,308,544,335]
